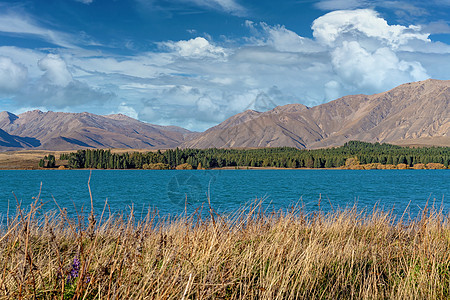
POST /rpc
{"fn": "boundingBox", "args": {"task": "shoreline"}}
[1,166,448,171]
[1,149,448,170]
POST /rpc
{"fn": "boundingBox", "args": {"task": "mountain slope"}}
[183,79,449,149]
[0,128,23,148]
[0,111,192,150]
[0,128,40,149]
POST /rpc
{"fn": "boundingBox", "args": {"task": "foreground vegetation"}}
[48,141,450,169]
[1,198,449,299]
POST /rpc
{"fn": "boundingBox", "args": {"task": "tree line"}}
[47,141,450,169]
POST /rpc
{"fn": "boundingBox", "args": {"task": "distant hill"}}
[182,79,449,149]
[0,110,193,150]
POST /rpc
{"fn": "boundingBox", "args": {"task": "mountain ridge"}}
[0,110,192,150]
[182,79,449,149]
[1,79,449,151]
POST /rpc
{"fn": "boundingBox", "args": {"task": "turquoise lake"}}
[0,170,449,219]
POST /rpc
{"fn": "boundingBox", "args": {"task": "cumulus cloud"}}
[0,56,27,93]
[13,54,114,108]
[311,9,430,93]
[196,95,226,122]
[312,9,429,48]
[324,80,341,100]
[331,42,428,92]
[116,102,138,119]
[161,37,228,59]
[24,80,114,108]
[38,54,73,87]
[0,47,48,78]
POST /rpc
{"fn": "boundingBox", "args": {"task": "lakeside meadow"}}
[0,196,449,299]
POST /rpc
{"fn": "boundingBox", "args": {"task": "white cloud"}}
[38,54,73,87]
[324,80,341,100]
[196,95,225,121]
[331,41,428,92]
[310,10,431,93]
[0,12,76,48]
[245,22,324,53]
[75,0,93,4]
[161,37,228,59]
[312,9,429,48]
[262,24,306,52]
[116,102,139,119]
[0,47,57,77]
[10,53,115,108]
[0,56,28,93]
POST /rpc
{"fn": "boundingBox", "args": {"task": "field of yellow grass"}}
[0,149,153,169]
[0,150,64,169]
[0,198,449,299]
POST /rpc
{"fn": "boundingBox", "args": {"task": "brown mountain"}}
[183,79,450,149]
[1,79,448,151]
[0,110,192,150]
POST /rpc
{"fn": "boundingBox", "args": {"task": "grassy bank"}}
[0,149,151,170]
[1,200,449,299]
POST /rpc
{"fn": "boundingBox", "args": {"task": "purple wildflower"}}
[67,257,80,284]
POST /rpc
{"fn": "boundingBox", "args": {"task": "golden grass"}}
[0,198,449,299]
[0,150,60,169]
[0,149,158,169]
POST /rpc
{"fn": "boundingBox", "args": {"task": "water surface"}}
[0,170,448,219]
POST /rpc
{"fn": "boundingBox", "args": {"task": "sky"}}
[0,0,449,131]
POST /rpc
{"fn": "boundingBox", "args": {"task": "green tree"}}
[46,154,56,168]
[305,156,314,168]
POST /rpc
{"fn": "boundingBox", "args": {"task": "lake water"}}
[0,170,449,220]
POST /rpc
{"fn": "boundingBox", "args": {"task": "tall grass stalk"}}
[0,198,449,299]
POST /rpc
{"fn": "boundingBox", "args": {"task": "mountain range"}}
[1,79,449,151]
[184,79,449,149]
[0,110,192,150]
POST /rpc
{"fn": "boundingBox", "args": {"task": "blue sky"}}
[0,0,449,131]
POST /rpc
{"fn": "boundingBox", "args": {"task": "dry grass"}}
[392,137,450,148]
[0,149,157,170]
[0,150,62,169]
[0,197,449,299]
